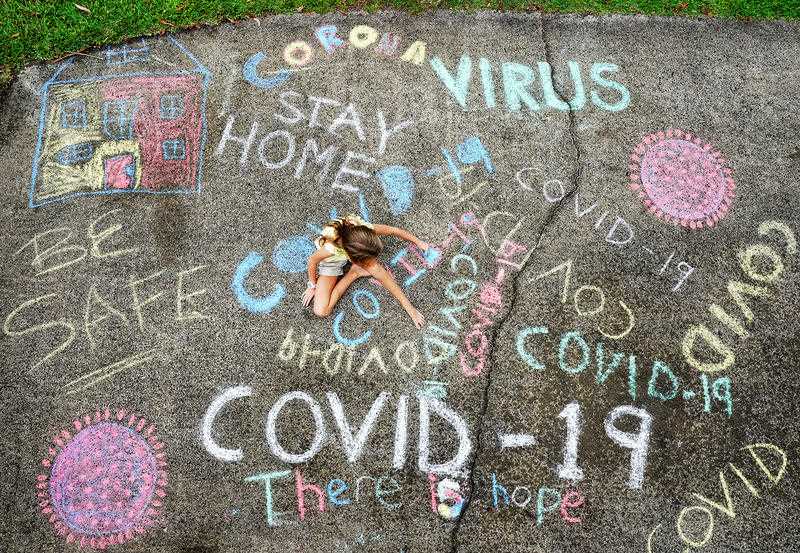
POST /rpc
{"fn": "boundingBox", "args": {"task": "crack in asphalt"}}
[449,14,583,552]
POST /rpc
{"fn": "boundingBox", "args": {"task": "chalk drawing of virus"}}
[628,129,735,229]
[37,408,167,549]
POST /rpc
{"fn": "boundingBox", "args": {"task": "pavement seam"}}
[448,15,583,552]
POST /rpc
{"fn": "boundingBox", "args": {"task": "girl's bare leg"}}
[311,275,338,317]
[312,265,370,317]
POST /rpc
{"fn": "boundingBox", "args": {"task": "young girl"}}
[302,214,427,329]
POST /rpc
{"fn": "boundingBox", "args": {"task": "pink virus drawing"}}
[628,128,735,229]
[37,408,167,549]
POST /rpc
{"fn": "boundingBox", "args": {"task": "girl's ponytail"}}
[320,216,382,262]
[339,220,383,262]
[321,219,344,243]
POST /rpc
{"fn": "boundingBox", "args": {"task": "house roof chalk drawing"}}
[29,36,211,208]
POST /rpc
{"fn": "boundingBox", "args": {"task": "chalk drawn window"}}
[55,142,94,165]
[104,39,150,65]
[159,94,184,120]
[59,99,87,129]
[101,99,137,140]
[162,138,186,160]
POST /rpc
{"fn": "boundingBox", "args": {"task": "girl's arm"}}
[372,224,428,251]
[303,248,330,306]
[306,248,329,286]
[361,259,425,329]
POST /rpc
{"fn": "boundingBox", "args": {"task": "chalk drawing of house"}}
[29,37,211,207]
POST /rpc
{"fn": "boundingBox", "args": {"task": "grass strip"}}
[1,0,798,84]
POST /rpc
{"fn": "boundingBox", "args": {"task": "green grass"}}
[1,0,798,85]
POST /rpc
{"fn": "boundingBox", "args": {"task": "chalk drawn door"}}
[104,154,136,189]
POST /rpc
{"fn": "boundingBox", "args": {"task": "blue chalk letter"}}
[315,25,345,53]
[538,61,586,111]
[536,487,561,526]
[245,470,292,526]
[333,311,372,347]
[492,472,510,510]
[647,360,679,401]
[232,252,286,314]
[590,62,630,112]
[430,55,472,109]
[326,478,352,506]
[502,62,540,112]
[559,330,589,374]
[516,326,549,371]
[243,52,291,90]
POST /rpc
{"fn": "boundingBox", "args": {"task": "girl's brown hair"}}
[328,219,383,262]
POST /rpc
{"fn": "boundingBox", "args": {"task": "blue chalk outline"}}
[159,94,185,120]
[49,69,200,85]
[59,98,88,129]
[101,98,137,140]
[441,147,462,184]
[29,36,212,207]
[161,138,187,160]
[104,38,150,66]
[29,59,73,208]
[358,192,371,222]
[167,36,212,193]
[55,142,94,166]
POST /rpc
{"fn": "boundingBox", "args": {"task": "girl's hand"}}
[416,241,441,265]
[407,306,426,329]
[302,287,315,307]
